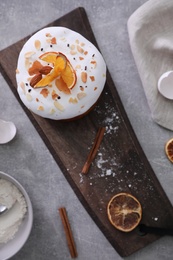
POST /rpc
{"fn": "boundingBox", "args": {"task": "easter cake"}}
[16,27,106,120]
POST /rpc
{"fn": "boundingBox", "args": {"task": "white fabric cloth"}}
[127,0,173,131]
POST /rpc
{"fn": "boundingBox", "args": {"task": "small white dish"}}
[0,171,33,260]
[0,120,16,144]
[158,70,173,99]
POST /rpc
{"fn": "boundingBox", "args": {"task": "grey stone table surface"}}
[0,0,173,259]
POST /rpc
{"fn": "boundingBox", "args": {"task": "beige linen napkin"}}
[127,0,173,131]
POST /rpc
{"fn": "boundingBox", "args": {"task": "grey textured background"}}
[0,0,173,259]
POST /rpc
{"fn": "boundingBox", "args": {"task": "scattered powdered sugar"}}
[106,125,119,134]
[0,178,27,244]
[106,169,112,176]
[95,152,118,178]
[77,102,163,222]
[79,173,84,184]
[153,217,159,221]
[103,110,120,126]
[96,152,108,169]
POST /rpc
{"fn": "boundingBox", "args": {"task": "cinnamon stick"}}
[82,127,106,174]
[58,207,77,258]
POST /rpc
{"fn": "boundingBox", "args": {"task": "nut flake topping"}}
[45,33,52,37]
[51,37,57,44]
[51,90,59,100]
[54,101,64,111]
[34,40,41,50]
[40,88,49,98]
[69,97,78,104]
[90,60,97,68]
[81,72,87,83]
[25,51,36,59]
[37,105,44,111]
[20,82,25,93]
[77,92,87,100]
[26,93,32,101]
[77,45,84,54]
[90,76,95,82]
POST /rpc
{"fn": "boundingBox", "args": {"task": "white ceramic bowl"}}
[0,171,33,260]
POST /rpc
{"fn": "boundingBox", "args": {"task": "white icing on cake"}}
[16,27,106,120]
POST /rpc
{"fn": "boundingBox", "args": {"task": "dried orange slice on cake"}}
[34,54,66,88]
[35,52,76,92]
[61,61,76,89]
[165,138,173,162]
[39,51,59,64]
[107,193,142,232]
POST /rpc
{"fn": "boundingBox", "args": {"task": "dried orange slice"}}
[165,138,173,162]
[61,62,77,89]
[34,55,66,88]
[42,52,76,89]
[107,193,142,232]
[55,77,71,95]
[35,52,76,90]
[39,51,59,65]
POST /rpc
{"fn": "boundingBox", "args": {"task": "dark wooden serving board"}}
[1,7,173,257]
